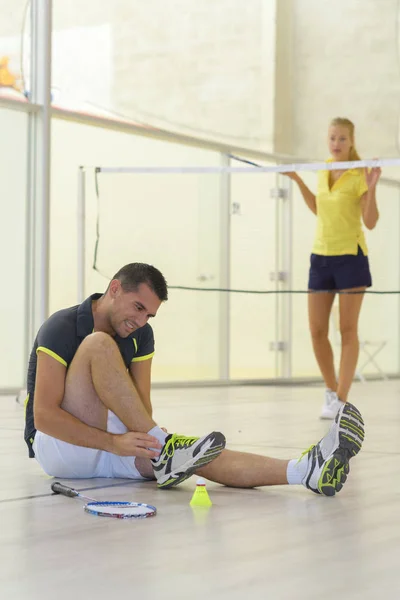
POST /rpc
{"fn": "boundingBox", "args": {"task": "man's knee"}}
[80,331,118,354]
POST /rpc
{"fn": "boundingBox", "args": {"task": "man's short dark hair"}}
[111,263,168,302]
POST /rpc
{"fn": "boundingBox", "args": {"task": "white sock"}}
[286,456,309,485]
[148,426,168,452]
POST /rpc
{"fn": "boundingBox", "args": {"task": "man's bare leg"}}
[60,335,288,484]
[132,451,288,486]
[135,402,365,496]
[59,332,225,487]
[61,332,157,433]
[57,333,363,494]
[197,450,289,487]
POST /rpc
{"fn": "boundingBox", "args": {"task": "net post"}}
[219,153,231,381]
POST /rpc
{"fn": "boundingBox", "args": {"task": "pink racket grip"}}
[51,482,79,498]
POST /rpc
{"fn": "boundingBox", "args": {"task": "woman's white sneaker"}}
[320,389,344,420]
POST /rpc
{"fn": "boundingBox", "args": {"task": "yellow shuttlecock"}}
[190,477,212,507]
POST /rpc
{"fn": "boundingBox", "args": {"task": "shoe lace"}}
[163,434,199,457]
[297,444,315,464]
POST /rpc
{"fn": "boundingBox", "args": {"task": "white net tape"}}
[98,157,400,175]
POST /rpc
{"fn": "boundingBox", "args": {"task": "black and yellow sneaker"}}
[302,402,365,496]
[152,432,226,489]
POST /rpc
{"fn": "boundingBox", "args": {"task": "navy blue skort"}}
[308,245,372,291]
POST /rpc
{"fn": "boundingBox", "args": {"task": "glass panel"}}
[0,108,28,388]
[94,171,222,381]
[51,1,277,151]
[51,117,223,381]
[0,0,30,102]
[152,289,220,381]
[229,159,278,379]
[51,4,113,115]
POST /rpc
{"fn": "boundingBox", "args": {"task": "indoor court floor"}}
[1,380,399,599]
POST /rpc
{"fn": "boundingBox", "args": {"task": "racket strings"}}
[84,501,156,518]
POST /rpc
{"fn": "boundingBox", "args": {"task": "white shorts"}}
[32,411,147,480]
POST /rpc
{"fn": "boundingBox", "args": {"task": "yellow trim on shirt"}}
[133,338,138,353]
[24,393,29,417]
[131,352,154,363]
[36,346,67,367]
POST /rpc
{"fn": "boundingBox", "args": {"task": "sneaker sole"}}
[157,433,226,489]
[318,403,365,497]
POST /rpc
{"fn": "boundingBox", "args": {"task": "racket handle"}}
[51,482,79,498]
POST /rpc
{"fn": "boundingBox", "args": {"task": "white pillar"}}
[27,0,52,348]
[219,153,231,380]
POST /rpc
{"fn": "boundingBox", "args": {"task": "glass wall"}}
[51,1,276,151]
[0,104,396,387]
[94,170,223,381]
[51,118,225,381]
[50,123,400,384]
[2,0,400,388]
[0,108,28,388]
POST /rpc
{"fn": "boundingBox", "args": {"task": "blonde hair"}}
[330,117,361,161]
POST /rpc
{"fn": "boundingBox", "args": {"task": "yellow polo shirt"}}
[313,159,369,256]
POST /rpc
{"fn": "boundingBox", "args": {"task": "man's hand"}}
[110,432,162,459]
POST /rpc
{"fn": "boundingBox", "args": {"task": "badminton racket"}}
[51,482,156,519]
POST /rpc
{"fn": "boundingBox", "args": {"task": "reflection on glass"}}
[0,0,30,102]
[51,1,275,149]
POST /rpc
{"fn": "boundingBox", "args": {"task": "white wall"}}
[290,0,400,160]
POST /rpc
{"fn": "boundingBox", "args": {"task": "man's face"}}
[108,281,162,337]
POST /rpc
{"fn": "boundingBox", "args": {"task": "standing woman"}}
[287,118,381,418]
